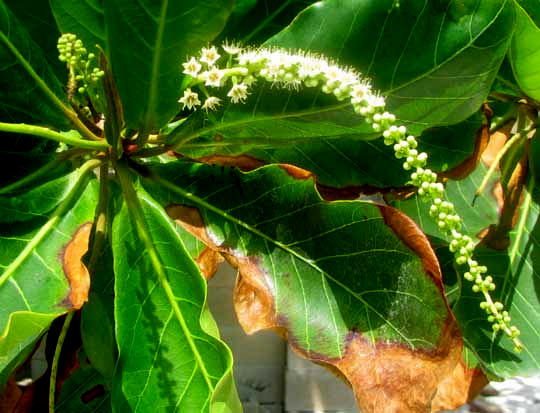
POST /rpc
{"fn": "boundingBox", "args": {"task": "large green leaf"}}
[171,87,377,150]
[111,182,240,412]
[509,1,540,99]
[0,165,99,388]
[515,0,540,27]
[218,0,317,43]
[179,109,483,188]
[266,0,515,133]
[50,0,105,54]
[104,0,233,132]
[143,161,463,411]
[0,1,68,128]
[4,0,65,80]
[0,312,56,389]
[0,169,79,223]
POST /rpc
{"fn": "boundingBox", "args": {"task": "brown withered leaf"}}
[195,154,413,201]
[198,154,264,171]
[432,359,488,411]
[196,247,223,281]
[378,205,443,285]
[167,203,464,412]
[62,222,92,309]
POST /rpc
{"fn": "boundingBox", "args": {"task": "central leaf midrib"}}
[145,0,169,130]
[115,165,216,393]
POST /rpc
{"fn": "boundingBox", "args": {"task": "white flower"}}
[227,83,249,103]
[202,96,221,111]
[178,88,201,110]
[200,46,220,66]
[222,41,242,55]
[202,67,224,87]
[298,57,326,79]
[350,83,372,103]
[182,57,202,77]
[237,50,267,66]
[366,95,385,110]
[324,65,348,87]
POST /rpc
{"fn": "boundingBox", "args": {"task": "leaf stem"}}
[49,311,74,413]
[0,31,100,142]
[0,159,101,289]
[114,162,215,392]
[0,122,109,150]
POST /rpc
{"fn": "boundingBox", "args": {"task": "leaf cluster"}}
[1,1,540,412]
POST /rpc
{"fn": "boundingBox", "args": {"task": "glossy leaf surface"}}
[5,0,65,79]
[105,0,233,132]
[50,0,105,54]
[0,169,78,223]
[180,110,483,189]
[144,161,463,411]
[111,184,240,412]
[509,1,540,99]
[0,1,68,128]
[0,172,98,388]
[267,0,514,133]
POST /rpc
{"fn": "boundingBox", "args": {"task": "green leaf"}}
[4,0,65,80]
[0,1,68,128]
[105,0,233,132]
[266,0,515,134]
[50,0,105,54]
[143,161,462,411]
[0,163,99,388]
[440,181,540,377]
[111,181,240,412]
[179,109,483,189]
[0,312,56,389]
[515,0,540,27]
[509,1,540,99]
[172,88,377,151]
[0,169,78,223]
[218,0,317,43]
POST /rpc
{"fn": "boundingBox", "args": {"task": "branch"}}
[0,122,109,150]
